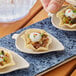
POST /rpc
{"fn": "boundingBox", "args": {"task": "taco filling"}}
[29,32,49,49]
[0,50,10,66]
[63,8,76,25]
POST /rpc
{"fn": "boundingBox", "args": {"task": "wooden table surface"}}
[0,0,76,76]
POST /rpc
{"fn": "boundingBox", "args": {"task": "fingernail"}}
[47,4,57,13]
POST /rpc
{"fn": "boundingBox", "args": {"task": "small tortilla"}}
[21,29,52,52]
[56,5,76,28]
[0,49,15,69]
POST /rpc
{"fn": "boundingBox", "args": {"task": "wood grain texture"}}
[71,70,76,76]
[43,59,76,76]
[24,9,48,27]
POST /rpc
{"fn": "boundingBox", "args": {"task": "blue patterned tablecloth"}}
[0,18,76,76]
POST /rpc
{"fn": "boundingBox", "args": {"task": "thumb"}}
[47,0,64,13]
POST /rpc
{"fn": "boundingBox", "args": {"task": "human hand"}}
[40,0,65,13]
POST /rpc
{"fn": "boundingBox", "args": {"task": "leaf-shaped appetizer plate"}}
[51,14,76,31]
[12,29,64,54]
[0,47,30,74]
[49,6,76,31]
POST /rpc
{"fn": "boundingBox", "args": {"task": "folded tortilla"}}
[56,5,76,28]
[21,29,52,52]
[0,49,15,69]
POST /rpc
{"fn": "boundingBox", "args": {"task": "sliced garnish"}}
[73,10,76,13]
[69,20,72,24]
[41,33,44,37]
[3,57,5,61]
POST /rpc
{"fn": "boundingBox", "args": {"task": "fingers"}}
[47,0,65,13]
[40,0,65,13]
[40,0,50,10]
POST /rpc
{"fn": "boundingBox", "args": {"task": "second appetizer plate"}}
[49,6,76,31]
[12,29,64,54]
[0,47,29,74]
[51,14,76,31]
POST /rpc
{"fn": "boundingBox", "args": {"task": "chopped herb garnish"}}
[61,12,64,16]
[69,20,72,24]
[41,33,44,37]
[34,35,36,38]
[28,34,30,38]
[73,10,76,13]
[3,57,5,61]
[0,53,2,55]
[33,34,37,38]
[63,16,68,23]
[40,41,42,44]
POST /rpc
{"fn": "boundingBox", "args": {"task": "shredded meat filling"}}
[71,18,76,24]
[63,15,76,25]
[32,34,49,49]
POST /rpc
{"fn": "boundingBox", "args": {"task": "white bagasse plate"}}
[51,14,76,31]
[48,6,76,31]
[12,29,64,54]
[0,47,30,74]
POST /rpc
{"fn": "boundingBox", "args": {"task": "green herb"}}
[3,57,5,61]
[69,20,72,24]
[40,41,42,44]
[41,33,44,37]
[63,17,67,23]
[33,35,35,38]
[61,12,64,16]
[0,52,2,55]
[73,10,76,13]
[28,34,30,38]
[63,16,70,24]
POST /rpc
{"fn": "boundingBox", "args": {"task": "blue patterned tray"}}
[0,18,76,76]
